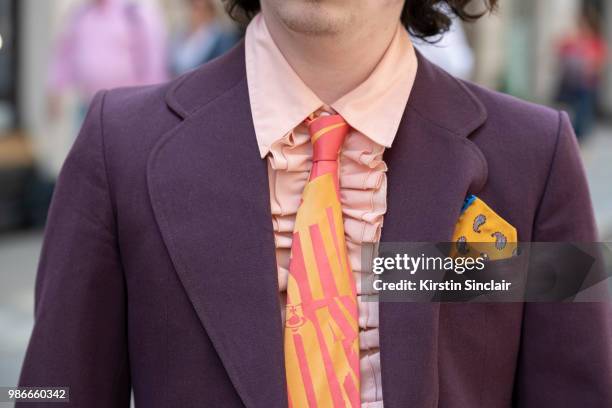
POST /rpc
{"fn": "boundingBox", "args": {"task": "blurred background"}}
[0,0,610,395]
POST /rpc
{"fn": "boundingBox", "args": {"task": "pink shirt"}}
[48,0,168,100]
[245,14,417,407]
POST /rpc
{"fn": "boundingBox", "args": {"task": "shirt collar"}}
[245,13,418,158]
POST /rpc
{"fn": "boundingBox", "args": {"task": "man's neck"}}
[262,13,398,105]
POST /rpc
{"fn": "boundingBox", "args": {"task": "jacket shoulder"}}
[100,41,246,143]
[461,80,566,173]
[99,41,245,163]
[463,80,561,141]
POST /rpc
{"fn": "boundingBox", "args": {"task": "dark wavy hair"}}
[223,0,498,39]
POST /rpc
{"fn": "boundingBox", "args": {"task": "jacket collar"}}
[165,43,248,120]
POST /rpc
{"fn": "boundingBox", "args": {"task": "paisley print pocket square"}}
[451,195,518,261]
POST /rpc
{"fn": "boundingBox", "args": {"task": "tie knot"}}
[308,114,349,162]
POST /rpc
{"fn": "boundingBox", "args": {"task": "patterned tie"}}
[284,114,360,408]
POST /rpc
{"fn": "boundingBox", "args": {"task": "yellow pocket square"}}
[451,195,518,261]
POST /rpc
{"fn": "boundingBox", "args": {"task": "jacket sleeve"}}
[514,112,612,407]
[17,91,131,407]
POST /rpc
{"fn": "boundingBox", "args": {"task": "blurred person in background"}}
[47,0,169,120]
[556,5,608,139]
[170,0,239,76]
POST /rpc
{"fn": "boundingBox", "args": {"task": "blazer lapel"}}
[379,54,489,408]
[148,44,287,408]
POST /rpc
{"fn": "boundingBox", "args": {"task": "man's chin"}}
[274,0,351,36]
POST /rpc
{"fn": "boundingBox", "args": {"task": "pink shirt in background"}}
[245,14,418,407]
[48,0,168,101]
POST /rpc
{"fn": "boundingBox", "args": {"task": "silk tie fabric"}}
[284,114,360,408]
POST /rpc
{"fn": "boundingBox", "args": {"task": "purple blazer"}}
[18,42,612,407]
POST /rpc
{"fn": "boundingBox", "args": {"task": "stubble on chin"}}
[273,0,354,37]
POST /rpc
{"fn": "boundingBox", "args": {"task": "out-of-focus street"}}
[582,125,612,239]
[0,231,40,390]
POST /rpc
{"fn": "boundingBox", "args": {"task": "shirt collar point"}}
[258,143,270,158]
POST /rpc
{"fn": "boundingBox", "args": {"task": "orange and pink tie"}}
[284,114,360,407]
